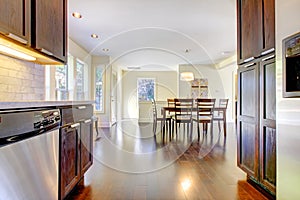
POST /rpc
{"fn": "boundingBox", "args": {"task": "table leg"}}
[223,110,227,137]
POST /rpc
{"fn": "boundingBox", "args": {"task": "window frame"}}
[75,58,85,101]
[94,65,105,113]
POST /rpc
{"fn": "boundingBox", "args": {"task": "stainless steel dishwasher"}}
[0,108,61,200]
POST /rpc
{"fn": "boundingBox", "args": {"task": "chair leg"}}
[218,121,221,132]
[153,120,157,135]
[197,123,200,140]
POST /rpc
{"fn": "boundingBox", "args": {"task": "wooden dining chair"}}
[151,98,165,135]
[174,98,193,135]
[213,98,229,136]
[151,98,173,136]
[192,98,216,140]
[167,98,175,134]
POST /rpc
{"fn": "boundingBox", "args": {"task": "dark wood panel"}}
[260,57,276,195]
[33,0,67,62]
[240,67,257,117]
[237,0,263,63]
[262,0,275,52]
[261,127,276,194]
[60,126,81,199]
[264,61,276,120]
[0,0,29,42]
[239,122,257,176]
[80,122,93,175]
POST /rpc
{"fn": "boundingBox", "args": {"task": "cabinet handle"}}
[84,119,92,124]
[244,63,255,68]
[40,48,54,56]
[262,54,275,61]
[7,33,28,44]
[71,123,80,128]
[76,106,86,110]
[243,57,255,63]
[261,48,275,56]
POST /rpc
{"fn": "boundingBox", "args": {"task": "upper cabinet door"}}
[237,0,275,64]
[237,0,263,64]
[0,0,30,45]
[262,0,275,54]
[33,0,67,63]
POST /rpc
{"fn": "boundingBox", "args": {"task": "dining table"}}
[161,105,227,136]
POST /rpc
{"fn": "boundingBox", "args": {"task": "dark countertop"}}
[0,100,95,110]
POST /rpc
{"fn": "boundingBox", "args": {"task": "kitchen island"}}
[0,101,95,199]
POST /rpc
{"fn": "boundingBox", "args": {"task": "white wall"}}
[276,0,300,199]
[121,70,177,119]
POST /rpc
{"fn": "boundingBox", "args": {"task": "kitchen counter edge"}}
[0,101,95,110]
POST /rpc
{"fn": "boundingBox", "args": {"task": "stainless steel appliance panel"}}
[0,129,59,200]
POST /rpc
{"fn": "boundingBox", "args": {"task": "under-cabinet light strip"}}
[0,44,36,61]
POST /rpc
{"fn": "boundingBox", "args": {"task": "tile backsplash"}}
[0,54,45,101]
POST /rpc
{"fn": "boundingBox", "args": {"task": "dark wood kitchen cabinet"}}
[237,60,260,178]
[59,105,93,199]
[237,0,276,196]
[0,0,67,64]
[60,123,81,200]
[237,0,275,64]
[0,0,30,44]
[259,58,276,194]
[32,0,67,63]
[80,119,93,175]
[237,56,276,197]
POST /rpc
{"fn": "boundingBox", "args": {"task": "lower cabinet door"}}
[60,124,81,199]
[237,63,260,179]
[260,58,276,194]
[80,119,93,175]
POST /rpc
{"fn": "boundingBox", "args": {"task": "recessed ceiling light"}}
[91,34,99,39]
[221,51,231,55]
[72,12,82,19]
[185,49,191,53]
[102,48,109,52]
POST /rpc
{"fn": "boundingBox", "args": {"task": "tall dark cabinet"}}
[237,0,276,197]
[237,0,275,64]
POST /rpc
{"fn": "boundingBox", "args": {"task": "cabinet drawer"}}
[72,105,93,121]
[61,108,74,125]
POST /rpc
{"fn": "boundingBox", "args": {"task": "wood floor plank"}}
[66,121,270,200]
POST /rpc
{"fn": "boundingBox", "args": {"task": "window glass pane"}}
[138,78,155,101]
[95,66,104,112]
[76,61,85,100]
[55,65,68,100]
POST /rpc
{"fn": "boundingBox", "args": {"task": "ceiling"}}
[69,0,237,71]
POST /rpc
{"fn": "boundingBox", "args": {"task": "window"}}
[138,78,155,101]
[55,65,68,100]
[95,66,104,112]
[75,60,85,100]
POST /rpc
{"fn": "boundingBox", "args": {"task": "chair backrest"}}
[151,99,158,121]
[219,98,229,109]
[167,98,175,107]
[174,98,193,121]
[195,98,216,120]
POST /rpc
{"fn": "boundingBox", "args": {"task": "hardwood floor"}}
[66,120,269,200]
